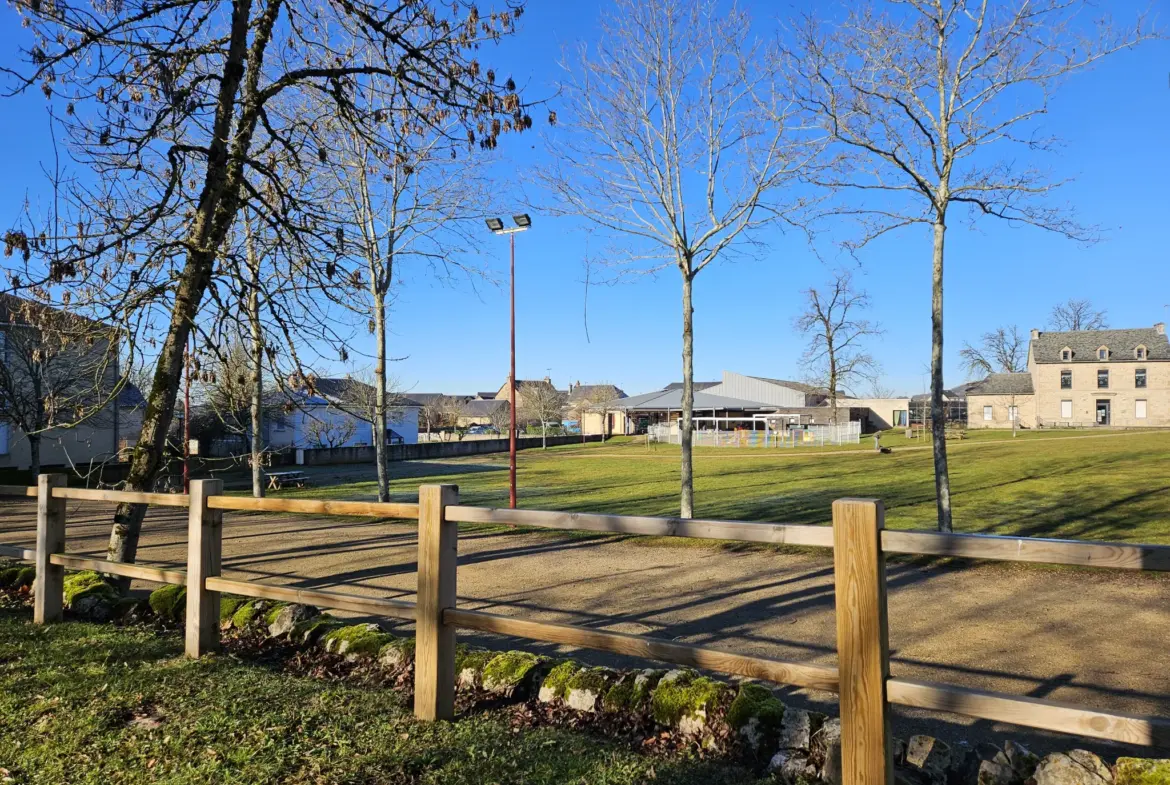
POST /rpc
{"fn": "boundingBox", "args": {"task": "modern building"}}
[966,323,1169,429]
[266,378,421,449]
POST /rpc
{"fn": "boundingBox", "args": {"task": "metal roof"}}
[602,388,780,412]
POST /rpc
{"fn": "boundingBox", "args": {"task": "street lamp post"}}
[486,214,532,509]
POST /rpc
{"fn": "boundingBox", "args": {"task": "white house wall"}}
[705,371,808,408]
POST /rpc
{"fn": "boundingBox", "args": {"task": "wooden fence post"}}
[415,483,459,721]
[186,479,223,658]
[832,498,893,785]
[34,473,68,624]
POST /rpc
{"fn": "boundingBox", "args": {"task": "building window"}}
[892,410,907,427]
[1061,347,1071,361]
[1061,400,1073,419]
[983,405,993,421]
[1097,346,1109,360]
[1136,368,1147,388]
[1097,369,1109,389]
[1008,406,1018,421]
[1060,370,1072,388]
[1136,400,1147,419]
[1136,345,1147,360]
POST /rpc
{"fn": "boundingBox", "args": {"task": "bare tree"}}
[0,295,121,475]
[866,379,898,399]
[304,416,358,450]
[539,0,816,517]
[520,384,567,449]
[1049,298,1109,332]
[568,383,622,442]
[960,325,1027,377]
[2,1,535,570]
[788,1,1153,531]
[419,396,452,441]
[321,84,490,501]
[794,270,882,424]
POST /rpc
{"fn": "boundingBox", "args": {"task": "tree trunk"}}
[374,292,389,503]
[930,220,953,532]
[680,271,695,519]
[249,269,264,499]
[107,0,267,579]
[28,433,41,478]
[542,420,547,449]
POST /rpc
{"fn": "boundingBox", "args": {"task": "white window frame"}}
[1060,400,1073,419]
[1136,399,1147,420]
[1098,346,1109,360]
[1061,347,1072,361]
[983,405,993,421]
[1008,405,1019,421]
[1136,345,1147,360]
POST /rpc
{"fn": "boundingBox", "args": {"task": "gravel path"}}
[2,497,1167,758]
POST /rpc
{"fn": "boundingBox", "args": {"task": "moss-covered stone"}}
[377,638,416,669]
[482,651,546,696]
[0,566,22,588]
[148,584,186,621]
[320,623,389,656]
[454,646,496,689]
[290,617,343,645]
[650,670,729,733]
[230,600,267,629]
[62,571,117,606]
[14,567,35,590]
[565,667,617,713]
[727,683,785,750]
[219,595,247,623]
[263,602,290,626]
[1116,758,1170,785]
[538,661,581,703]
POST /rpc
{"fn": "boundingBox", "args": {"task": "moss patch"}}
[482,651,544,692]
[1116,758,1170,785]
[726,683,785,733]
[321,624,389,656]
[148,584,186,622]
[566,667,614,695]
[377,638,416,668]
[455,646,496,687]
[219,595,247,623]
[290,617,343,645]
[62,571,116,606]
[540,661,581,701]
[263,602,290,626]
[230,600,266,629]
[651,671,728,728]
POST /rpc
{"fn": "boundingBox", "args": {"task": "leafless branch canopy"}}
[960,324,1027,376]
[1048,297,1108,331]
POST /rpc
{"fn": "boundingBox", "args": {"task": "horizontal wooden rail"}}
[0,485,35,497]
[887,678,1170,747]
[208,496,420,520]
[445,608,841,692]
[206,576,417,621]
[49,553,187,586]
[52,487,191,507]
[882,530,1170,572]
[445,505,835,547]
[0,544,35,561]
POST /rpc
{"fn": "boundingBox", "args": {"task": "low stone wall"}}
[280,434,605,466]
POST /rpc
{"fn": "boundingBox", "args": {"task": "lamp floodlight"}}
[485,217,505,233]
[512,213,532,229]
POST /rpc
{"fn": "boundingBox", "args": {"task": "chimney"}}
[1156,323,1166,335]
[1030,328,1040,340]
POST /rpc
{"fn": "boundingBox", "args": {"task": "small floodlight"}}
[512,213,532,229]
[485,217,505,233]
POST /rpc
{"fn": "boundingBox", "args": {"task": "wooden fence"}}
[2,477,1170,785]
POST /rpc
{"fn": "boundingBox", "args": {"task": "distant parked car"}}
[466,425,500,435]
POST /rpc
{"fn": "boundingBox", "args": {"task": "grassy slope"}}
[0,608,758,785]
[289,430,1170,544]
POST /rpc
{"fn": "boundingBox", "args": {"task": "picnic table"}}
[266,470,309,490]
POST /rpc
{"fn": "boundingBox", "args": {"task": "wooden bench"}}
[266,471,309,490]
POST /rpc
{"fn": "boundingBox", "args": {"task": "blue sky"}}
[2,1,1167,398]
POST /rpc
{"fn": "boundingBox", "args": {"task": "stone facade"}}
[967,324,1169,430]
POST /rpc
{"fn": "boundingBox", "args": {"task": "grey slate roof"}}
[1032,327,1170,363]
[568,383,627,403]
[461,399,507,416]
[966,373,1034,396]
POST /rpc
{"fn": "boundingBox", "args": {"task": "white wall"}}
[706,371,808,407]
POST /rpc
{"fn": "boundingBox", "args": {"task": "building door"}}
[1095,399,1110,425]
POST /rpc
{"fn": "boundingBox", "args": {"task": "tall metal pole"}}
[509,231,517,509]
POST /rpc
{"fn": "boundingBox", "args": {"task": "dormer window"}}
[1136,345,1147,360]
[1060,347,1072,361]
[1097,346,1109,361]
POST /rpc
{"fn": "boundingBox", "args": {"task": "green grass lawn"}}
[0,607,759,785]
[284,429,1170,544]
